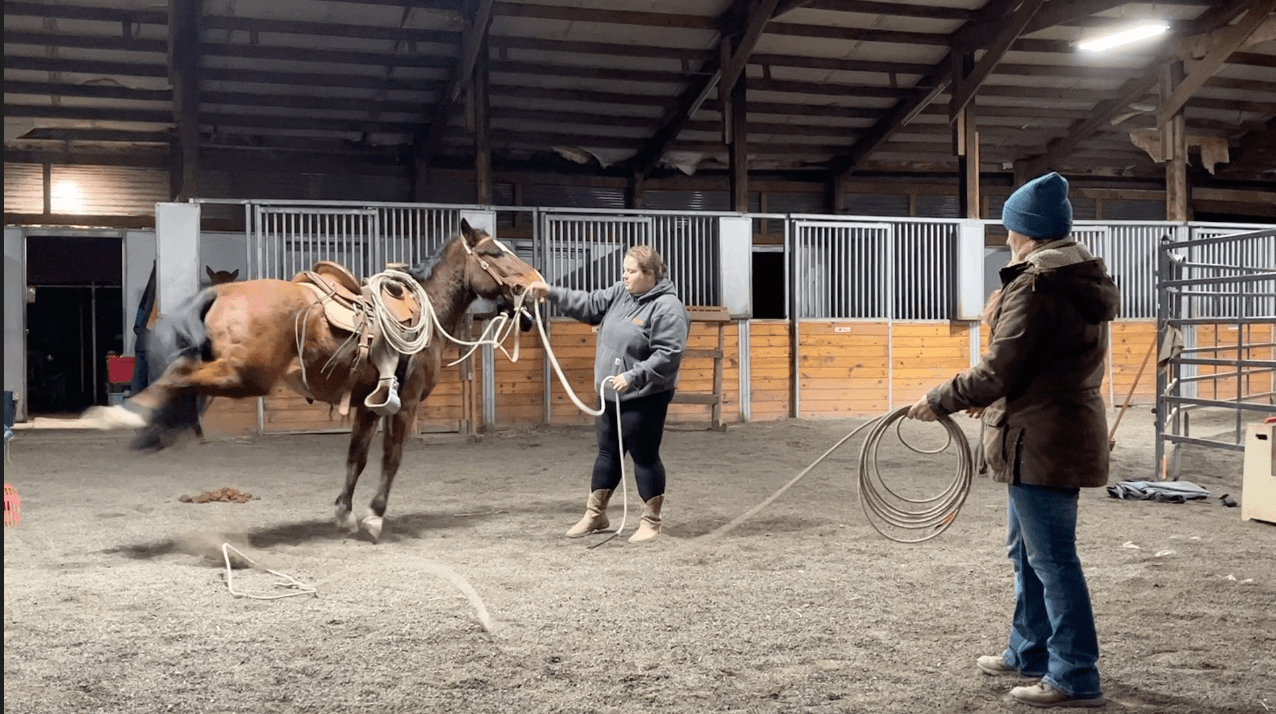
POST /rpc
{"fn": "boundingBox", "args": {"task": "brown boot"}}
[628,495,663,542]
[565,489,612,538]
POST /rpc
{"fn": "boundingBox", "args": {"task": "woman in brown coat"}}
[908,172,1119,708]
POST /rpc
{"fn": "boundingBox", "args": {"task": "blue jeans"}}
[1002,484,1103,699]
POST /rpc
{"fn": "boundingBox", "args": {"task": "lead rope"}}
[530,299,631,546]
[700,407,972,544]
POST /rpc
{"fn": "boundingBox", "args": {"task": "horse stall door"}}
[24,235,124,416]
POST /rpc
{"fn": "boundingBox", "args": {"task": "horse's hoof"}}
[82,405,148,430]
[335,507,359,533]
[362,515,384,542]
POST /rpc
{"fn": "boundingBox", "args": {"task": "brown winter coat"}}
[927,239,1120,488]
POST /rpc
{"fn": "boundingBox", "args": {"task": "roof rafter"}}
[1155,0,1276,126]
[948,0,1046,121]
[828,0,1021,178]
[631,0,799,176]
[419,0,496,165]
[1021,0,1263,177]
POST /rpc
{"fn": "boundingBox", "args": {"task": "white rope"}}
[365,270,435,355]
[221,543,318,600]
[530,299,633,545]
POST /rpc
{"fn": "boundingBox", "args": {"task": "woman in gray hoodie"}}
[529,246,690,542]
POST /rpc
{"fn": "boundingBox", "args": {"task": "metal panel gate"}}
[1156,227,1276,476]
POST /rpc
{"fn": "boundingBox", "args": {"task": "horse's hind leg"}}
[336,408,379,533]
[362,408,413,542]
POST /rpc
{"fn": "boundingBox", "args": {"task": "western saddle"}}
[292,260,424,414]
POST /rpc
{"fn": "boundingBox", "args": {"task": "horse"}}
[84,220,544,540]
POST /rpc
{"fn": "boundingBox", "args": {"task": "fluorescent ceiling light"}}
[1077,22,1169,52]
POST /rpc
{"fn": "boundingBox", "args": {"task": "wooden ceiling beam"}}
[17,128,173,144]
[801,0,974,21]
[948,0,1046,120]
[4,104,173,124]
[3,29,167,53]
[1155,0,1276,126]
[202,66,443,94]
[203,91,425,115]
[200,15,459,45]
[491,36,704,61]
[419,0,495,166]
[200,42,453,69]
[5,55,167,77]
[826,0,1024,177]
[631,0,789,176]
[1021,0,1263,177]
[4,81,171,102]
[492,3,718,30]
[3,1,166,25]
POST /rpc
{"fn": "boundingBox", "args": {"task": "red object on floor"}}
[4,484,18,528]
[1265,416,1276,424]
[107,356,135,384]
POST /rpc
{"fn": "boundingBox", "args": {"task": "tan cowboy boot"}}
[628,495,663,543]
[565,489,612,538]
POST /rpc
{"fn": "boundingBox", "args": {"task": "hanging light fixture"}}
[1077,22,1170,52]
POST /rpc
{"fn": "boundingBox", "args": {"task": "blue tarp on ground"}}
[1107,480,1211,503]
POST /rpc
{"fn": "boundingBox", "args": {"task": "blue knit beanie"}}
[1002,172,1072,240]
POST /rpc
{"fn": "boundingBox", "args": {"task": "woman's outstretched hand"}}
[907,395,939,422]
[527,280,552,301]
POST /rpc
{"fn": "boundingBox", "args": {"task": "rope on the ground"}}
[221,544,317,600]
[700,407,973,544]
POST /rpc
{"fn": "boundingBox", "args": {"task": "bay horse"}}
[84,220,543,540]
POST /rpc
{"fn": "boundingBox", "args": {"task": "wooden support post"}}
[830,171,847,214]
[626,170,645,209]
[728,63,749,213]
[952,51,980,219]
[1162,60,1189,221]
[472,37,492,205]
[168,0,202,201]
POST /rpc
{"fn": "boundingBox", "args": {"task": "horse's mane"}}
[406,235,455,284]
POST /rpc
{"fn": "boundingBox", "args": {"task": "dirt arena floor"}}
[4,407,1273,714]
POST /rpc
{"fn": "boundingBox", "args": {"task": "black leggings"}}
[591,389,674,501]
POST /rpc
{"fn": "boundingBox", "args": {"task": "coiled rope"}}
[701,406,973,544]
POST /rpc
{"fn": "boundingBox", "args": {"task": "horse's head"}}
[206,266,240,285]
[458,219,543,309]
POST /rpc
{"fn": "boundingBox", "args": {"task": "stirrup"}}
[365,377,401,416]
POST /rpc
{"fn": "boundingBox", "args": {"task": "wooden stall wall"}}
[490,334,546,430]
[1107,321,1159,407]
[889,322,976,412]
[1192,323,1275,402]
[796,322,890,418]
[748,321,792,422]
[668,319,739,427]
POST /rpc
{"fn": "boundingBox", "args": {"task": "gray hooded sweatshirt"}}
[548,278,690,402]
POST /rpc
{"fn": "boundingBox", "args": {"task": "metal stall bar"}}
[1156,228,1276,475]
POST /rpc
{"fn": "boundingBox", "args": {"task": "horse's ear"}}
[206,266,215,280]
[460,218,477,245]
[229,269,239,280]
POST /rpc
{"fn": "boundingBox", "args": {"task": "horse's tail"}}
[133,288,218,450]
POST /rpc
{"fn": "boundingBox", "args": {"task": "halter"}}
[461,233,542,291]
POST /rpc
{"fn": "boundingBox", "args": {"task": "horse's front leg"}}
[362,407,413,542]
[336,407,379,533]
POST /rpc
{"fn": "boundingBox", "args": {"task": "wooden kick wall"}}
[201,318,1183,436]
